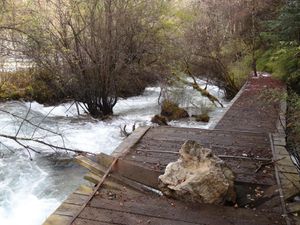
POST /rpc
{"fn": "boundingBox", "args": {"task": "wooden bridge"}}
[43,75,300,225]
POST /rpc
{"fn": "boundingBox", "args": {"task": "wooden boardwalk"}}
[43,75,300,225]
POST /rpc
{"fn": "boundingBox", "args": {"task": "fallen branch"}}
[120,124,136,137]
[255,157,285,173]
[173,72,224,108]
[0,133,96,156]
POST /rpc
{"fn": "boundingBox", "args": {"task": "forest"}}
[0,1,299,151]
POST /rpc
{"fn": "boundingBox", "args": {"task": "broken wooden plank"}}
[84,172,102,184]
[64,193,89,206]
[75,155,106,175]
[74,185,93,196]
[112,126,151,158]
[98,153,161,189]
[55,203,82,217]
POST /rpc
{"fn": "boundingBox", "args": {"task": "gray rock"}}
[158,140,236,205]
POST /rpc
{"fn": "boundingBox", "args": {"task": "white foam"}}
[0,82,228,225]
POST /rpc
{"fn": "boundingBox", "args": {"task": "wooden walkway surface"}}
[43,75,300,225]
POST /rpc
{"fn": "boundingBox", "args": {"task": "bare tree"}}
[20,0,166,118]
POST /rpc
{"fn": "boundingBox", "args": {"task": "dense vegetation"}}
[254,0,300,153]
[0,0,298,124]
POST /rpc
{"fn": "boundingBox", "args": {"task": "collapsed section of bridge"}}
[43,75,300,225]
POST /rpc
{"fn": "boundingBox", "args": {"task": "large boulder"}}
[158,140,236,205]
[161,100,189,121]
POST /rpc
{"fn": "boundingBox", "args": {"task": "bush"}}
[257,43,300,94]
[0,69,66,103]
[287,92,300,153]
[0,70,33,101]
[30,70,66,104]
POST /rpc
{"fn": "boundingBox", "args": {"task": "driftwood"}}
[0,134,96,156]
[120,124,136,137]
[0,106,95,158]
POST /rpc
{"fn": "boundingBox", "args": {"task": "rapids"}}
[0,84,227,225]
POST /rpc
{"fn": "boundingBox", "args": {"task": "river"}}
[0,83,227,225]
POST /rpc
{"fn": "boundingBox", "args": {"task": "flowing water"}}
[0,83,227,225]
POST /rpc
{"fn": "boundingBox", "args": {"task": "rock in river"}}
[160,100,189,121]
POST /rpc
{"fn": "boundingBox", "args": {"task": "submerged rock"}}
[158,140,236,205]
[194,113,210,123]
[151,115,168,125]
[161,100,189,121]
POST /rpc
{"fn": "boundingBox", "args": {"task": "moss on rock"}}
[195,113,210,123]
[161,100,189,121]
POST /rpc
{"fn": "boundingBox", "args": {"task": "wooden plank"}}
[273,137,286,146]
[78,207,203,225]
[75,155,106,175]
[276,165,299,174]
[275,146,290,156]
[287,202,300,213]
[112,126,151,158]
[74,218,117,225]
[64,193,89,206]
[123,157,276,186]
[134,136,272,158]
[280,173,300,190]
[43,214,72,225]
[277,156,295,167]
[98,153,161,189]
[84,172,102,184]
[55,203,82,217]
[88,198,283,225]
[74,185,94,196]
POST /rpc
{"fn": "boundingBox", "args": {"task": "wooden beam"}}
[42,214,72,225]
[111,126,151,158]
[75,155,106,174]
[84,172,102,184]
[98,153,161,189]
[55,203,81,217]
[74,185,94,196]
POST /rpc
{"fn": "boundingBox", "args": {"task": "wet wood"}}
[64,193,89,206]
[75,155,106,175]
[43,214,72,225]
[74,185,93,196]
[112,126,151,157]
[99,153,160,188]
[55,203,82,217]
[84,172,102,184]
